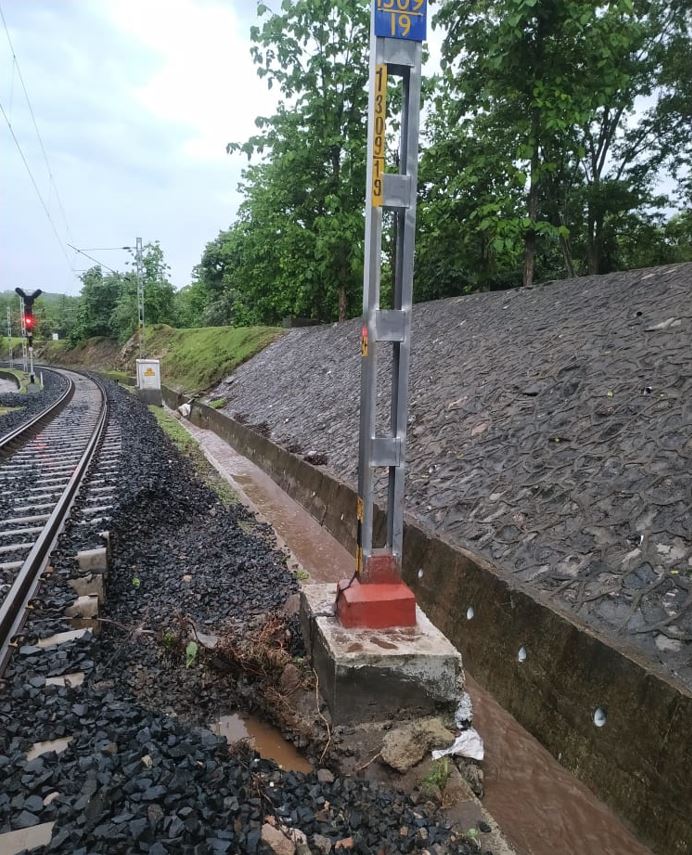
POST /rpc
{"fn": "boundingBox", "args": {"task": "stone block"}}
[64,595,99,619]
[69,573,105,603]
[99,530,112,559]
[300,584,463,724]
[137,387,163,406]
[76,547,108,573]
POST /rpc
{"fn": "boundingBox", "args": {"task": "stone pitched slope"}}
[214,264,692,687]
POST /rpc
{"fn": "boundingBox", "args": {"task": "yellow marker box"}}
[372,63,387,207]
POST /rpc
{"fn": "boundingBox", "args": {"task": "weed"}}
[296,568,310,582]
[131,576,141,589]
[422,757,451,791]
[209,398,226,409]
[465,827,481,850]
[185,640,199,669]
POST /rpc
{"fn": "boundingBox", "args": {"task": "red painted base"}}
[335,578,417,629]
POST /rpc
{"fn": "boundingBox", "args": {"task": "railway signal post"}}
[6,308,13,368]
[336,0,426,629]
[15,288,42,384]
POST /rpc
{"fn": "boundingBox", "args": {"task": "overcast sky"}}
[1,0,283,296]
[1,1,443,298]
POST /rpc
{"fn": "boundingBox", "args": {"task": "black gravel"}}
[0,379,475,854]
[0,368,68,437]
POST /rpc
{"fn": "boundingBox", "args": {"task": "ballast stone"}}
[300,584,463,724]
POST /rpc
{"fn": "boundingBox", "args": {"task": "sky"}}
[0,0,281,296]
[1,0,443,297]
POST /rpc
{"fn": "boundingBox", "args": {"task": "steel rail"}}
[0,372,108,674]
[0,368,75,455]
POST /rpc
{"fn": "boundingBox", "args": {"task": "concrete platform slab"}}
[300,583,462,724]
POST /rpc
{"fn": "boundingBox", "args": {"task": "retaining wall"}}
[0,370,21,389]
[161,384,691,855]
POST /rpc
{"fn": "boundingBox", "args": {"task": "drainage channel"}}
[178,413,652,855]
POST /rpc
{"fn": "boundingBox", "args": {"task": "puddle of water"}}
[468,675,652,855]
[212,714,312,774]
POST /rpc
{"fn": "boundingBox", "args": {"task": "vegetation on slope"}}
[37,324,281,395]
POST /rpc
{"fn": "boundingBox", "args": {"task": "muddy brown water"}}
[183,418,654,855]
[212,714,312,774]
[468,675,651,855]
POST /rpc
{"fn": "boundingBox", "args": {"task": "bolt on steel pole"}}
[356,0,426,582]
[136,237,144,359]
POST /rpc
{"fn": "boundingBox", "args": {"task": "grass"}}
[101,370,131,384]
[148,405,238,506]
[421,758,452,794]
[0,406,21,416]
[146,325,282,394]
[209,398,226,409]
[36,324,282,396]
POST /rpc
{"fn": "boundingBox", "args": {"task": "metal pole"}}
[6,307,12,368]
[19,296,27,373]
[136,237,144,359]
[356,1,425,582]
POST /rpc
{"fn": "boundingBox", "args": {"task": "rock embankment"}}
[212,264,692,686]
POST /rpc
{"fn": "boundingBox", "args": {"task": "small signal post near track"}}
[336,0,427,629]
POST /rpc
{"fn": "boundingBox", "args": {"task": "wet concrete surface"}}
[178,414,653,855]
[0,378,18,394]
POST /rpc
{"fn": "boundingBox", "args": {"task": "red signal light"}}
[25,315,33,329]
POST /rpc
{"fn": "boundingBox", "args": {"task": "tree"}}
[110,242,176,342]
[70,267,123,343]
[225,0,371,322]
[434,0,691,282]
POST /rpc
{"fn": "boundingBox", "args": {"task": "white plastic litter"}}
[178,403,191,418]
[432,727,484,762]
[455,692,473,728]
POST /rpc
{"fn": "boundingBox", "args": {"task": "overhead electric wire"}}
[67,244,119,275]
[0,96,76,276]
[0,1,74,242]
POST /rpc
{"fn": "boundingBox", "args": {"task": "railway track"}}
[0,369,111,674]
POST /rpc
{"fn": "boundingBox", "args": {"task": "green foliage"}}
[152,324,281,393]
[69,242,177,344]
[204,0,371,324]
[431,0,691,283]
[0,291,79,341]
[209,398,226,409]
[185,641,199,669]
[421,758,452,792]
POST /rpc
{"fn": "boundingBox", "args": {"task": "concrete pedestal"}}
[137,387,162,406]
[300,584,463,724]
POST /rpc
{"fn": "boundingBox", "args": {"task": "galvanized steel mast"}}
[357,0,426,582]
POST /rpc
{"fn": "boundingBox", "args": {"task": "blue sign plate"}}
[374,0,427,42]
